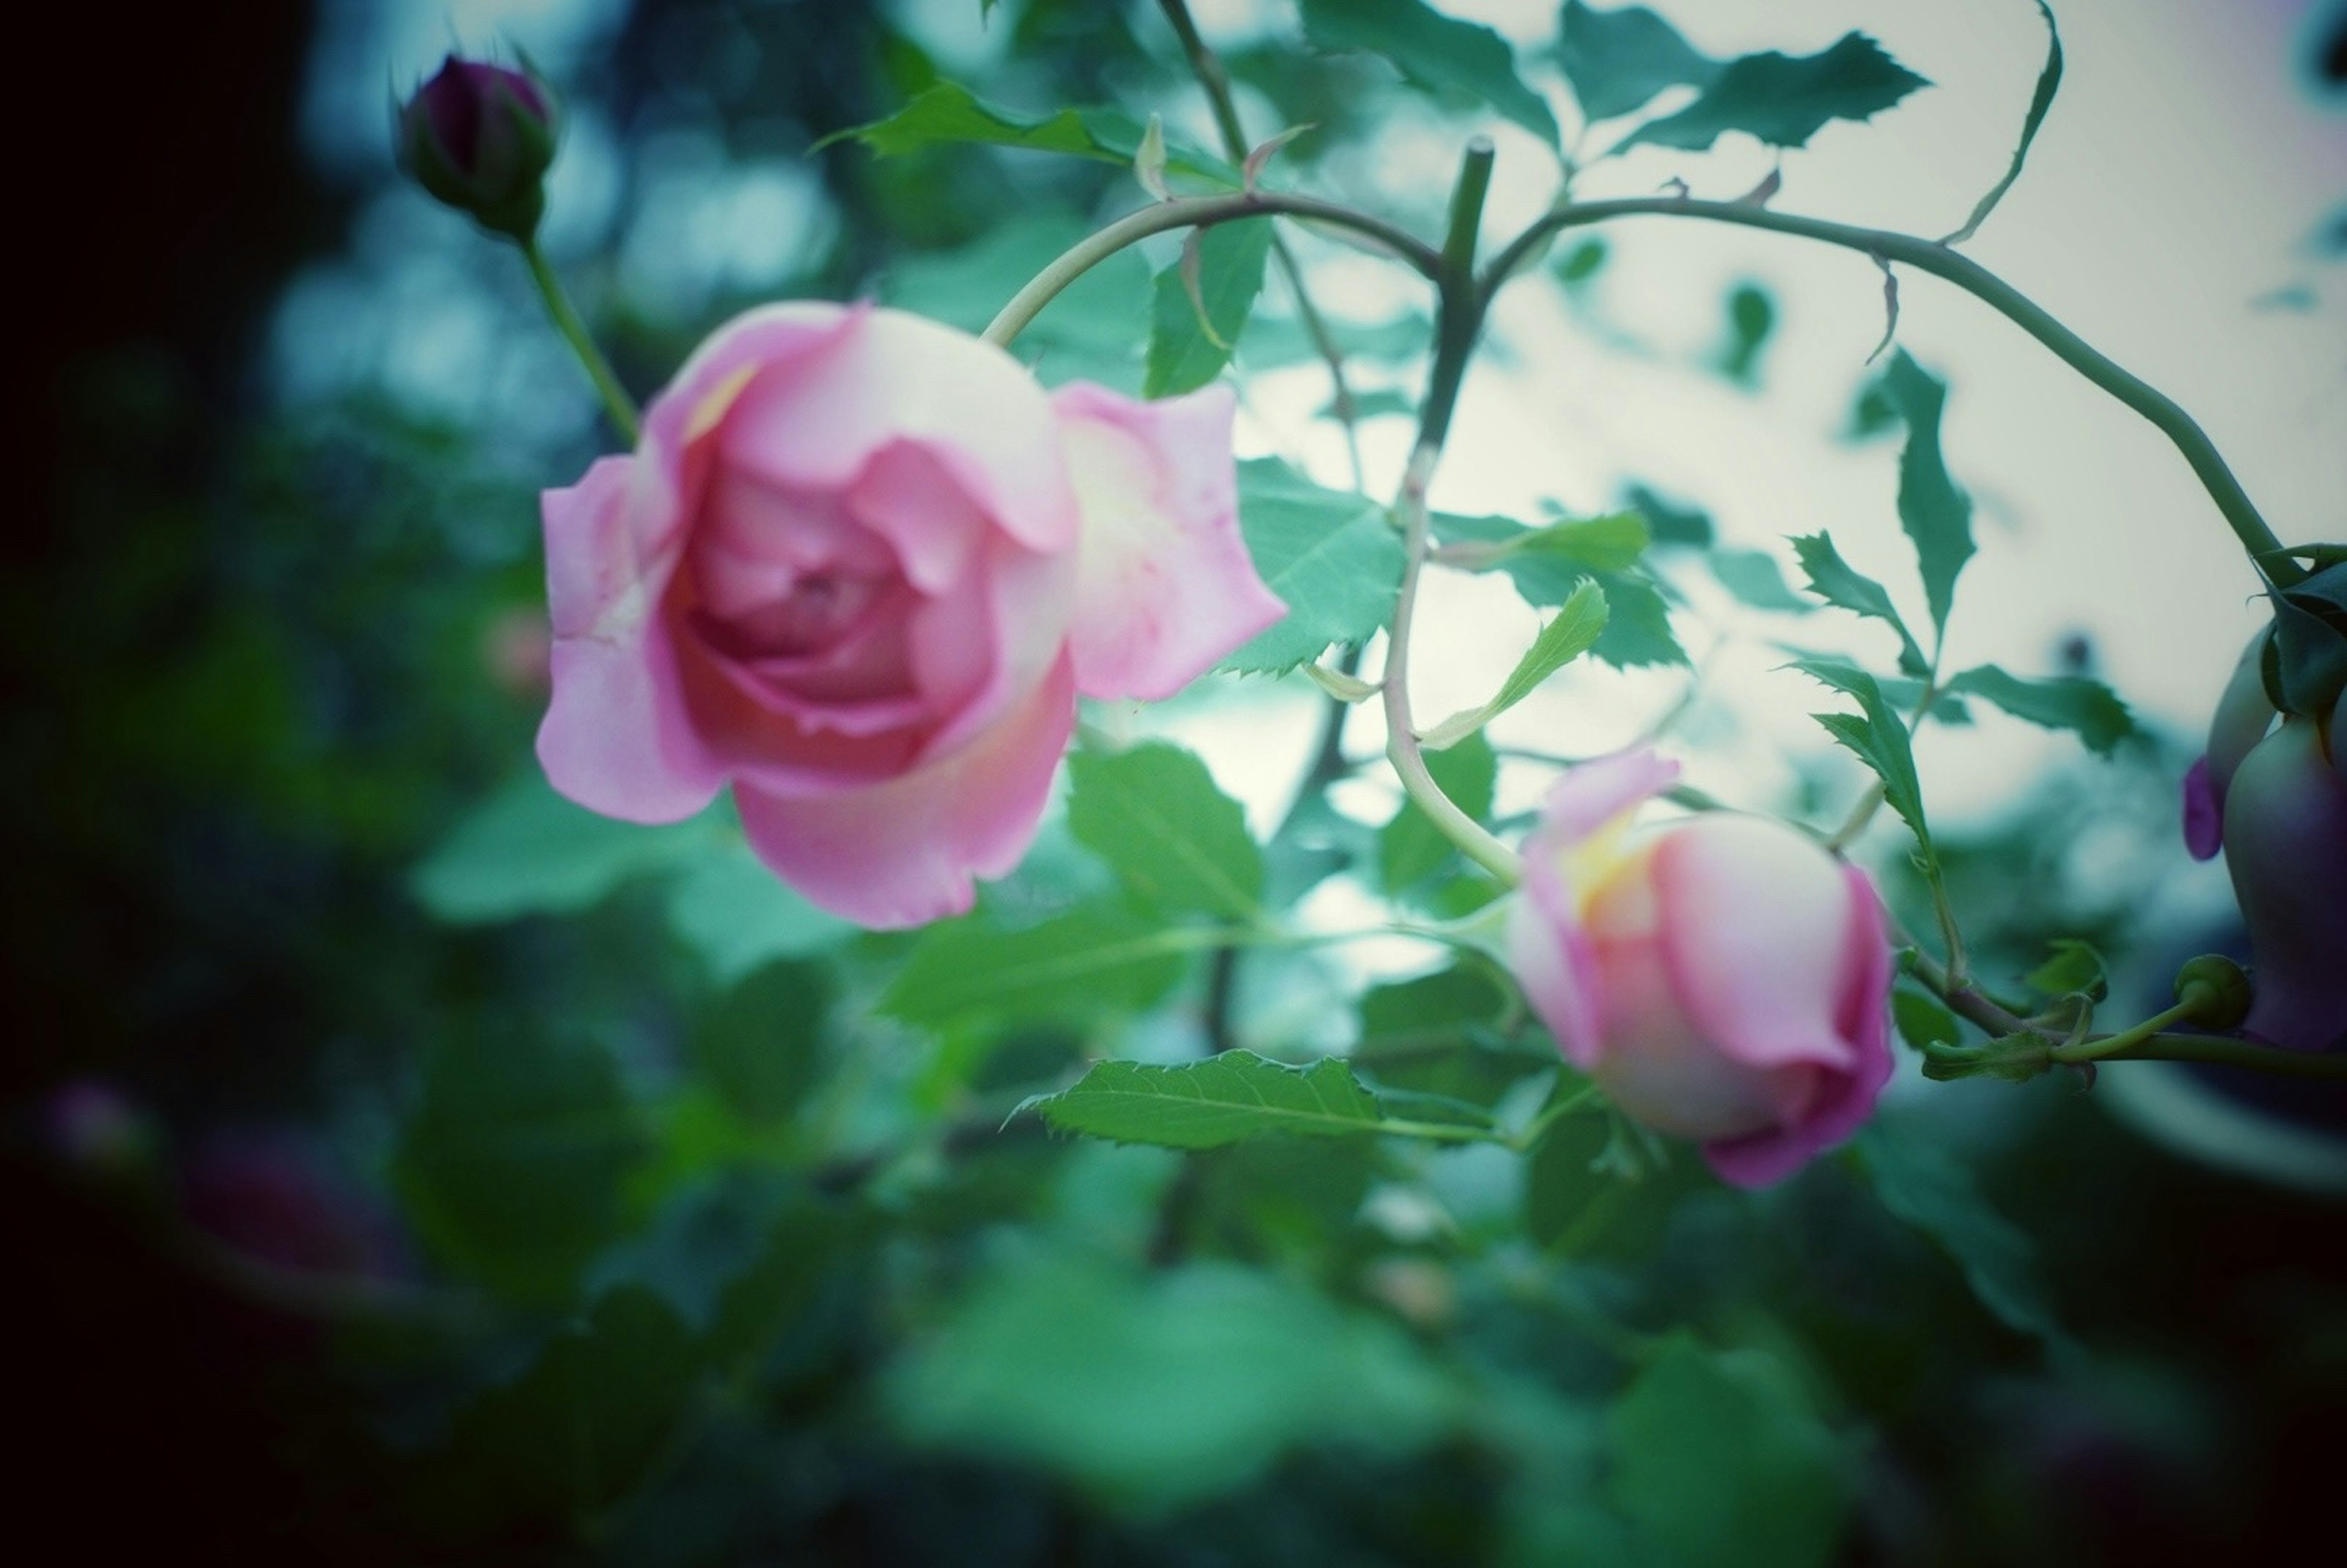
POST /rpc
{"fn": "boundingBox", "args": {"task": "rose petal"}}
[2181,756,2224,860]
[537,455,724,821]
[2226,718,2347,1052]
[1508,837,1606,1069]
[1049,383,1285,702]
[720,308,1080,557]
[733,655,1077,928]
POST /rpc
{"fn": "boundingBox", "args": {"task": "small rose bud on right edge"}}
[397,55,557,243]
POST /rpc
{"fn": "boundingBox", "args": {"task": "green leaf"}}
[1067,742,1265,920]
[663,840,853,986]
[2024,937,2107,1002]
[437,1289,702,1530]
[823,81,1235,181]
[691,959,833,1124]
[1145,220,1273,397]
[1790,532,1928,676]
[889,1253,1458,1514]
[884,211,1151,389]
[1588,570,1686,668]
[1942,1,2062,244]
[1559,1,1717,122]
[1626,483,1713,548]
[1026,1050,1391,1149]
[1436,508,1650,574]
[880,898,1189,1028]
[1708,546,1815,614]
[1434,577,1609,743]
[1379,731,1499,892]
[1942,664,2138,757]
[1216,458,1406,675]
[1854,1124,2070,1349]
[398,1028,646,1302]
[1714,280,1774,384]
[411,771,714,923]
[1790,658,1933,860]
[1890,986,1960,1053]
[1605,1335,1855,1568]
[1624,32,1927,152]
[1554,236,1609,287]
[1300,0,1561,147]
[1877,351,1975,643]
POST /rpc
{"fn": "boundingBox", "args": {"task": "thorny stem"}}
[1155,0,1367,488]
[523,240,639,445]
[983,191,1440,348]
[1480,199,2303,593]
[1382,140,1522,888]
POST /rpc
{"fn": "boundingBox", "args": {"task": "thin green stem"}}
[2052,1033,2347,1079]
[983,191,1440,349]
[523,240,639,445]
[1480,199,2302,592]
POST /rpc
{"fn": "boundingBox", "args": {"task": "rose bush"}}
[537,301,1284,927]
[1508,747,1895,1186]
[2182,634,2347,1052]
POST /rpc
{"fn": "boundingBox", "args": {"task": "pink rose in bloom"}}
[537,302,1284,928]
[1508,748,1895,1187]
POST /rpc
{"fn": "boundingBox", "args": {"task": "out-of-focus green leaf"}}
[1942,1,2062,245]
[1243,308,1431,368]
[890,1253,1460,1514]
[1715,281,1774,384]
[1604,1335,1856,1568]
[1626,483,1714,548]
[397,1029,645,1303]
[1067,742,1264,920]
[880,899,1189,1028]
[1891,987,1961,1053]
[1791,658,1933,861]
[1708,546,1815,614]
[410,771,714,923]
[1943,664,2139,757]
[822,81,1235,181]
[1877,351,1974,643]
[1145,220,1273,397]
[664,841,853,986]
[1300,0,1561,148]
[1437,508,1651,574]
[884,211,1151,388]
[1623,32,1927,152]
[692,959,832,1125]
[438,1287,702,1528]
[1855,1124,2071,1350]
[1355,965,1548,1108]
[1379,731,1498,892]
[1559,1,1717,121]
[1791,532,1929,676]
[1026,1051,1389,1149]
[1217,458,1405,675]
[2024,937,2107,1002]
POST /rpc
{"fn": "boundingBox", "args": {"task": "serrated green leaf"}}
[1589,570,1687,668]
[1624,32,1927,152]
[1216,458,1406,674]
[1890,987,1960,1053]
[1559,1,1718,121]
[1488,577,1611,716]
[1855,1124,2070,1350]
[1877,351,1974,643]
[880,899,1190,1028]
[1437,508,1650,574]
[1942,664,2138,757]
[1301,0,1560,148]
[823,81,1235,181]
[1791,532,1928,676]
[1708,546,1814,613]
[1606,1335,1855,1568]
[411,771,715,923]
[1145,220,1273,397]
[1067,742,1264,920]
[1379,731,1498,892]
[1942,1,2062,245]
[1791,658,1933,861]
[1027,1051,1389,1148]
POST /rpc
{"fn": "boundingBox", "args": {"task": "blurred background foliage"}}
[11,0,2347,1562]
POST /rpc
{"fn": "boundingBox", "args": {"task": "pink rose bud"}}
[2180,629,2279,862]
[535,302,1284,928]
[1508,747,1895,1187]
[397,55,557,242]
